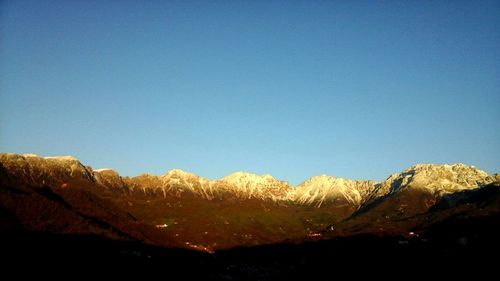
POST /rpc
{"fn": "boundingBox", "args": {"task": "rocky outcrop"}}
[294,175,377,207]
[94,169,127,190]
[215,172,294,201]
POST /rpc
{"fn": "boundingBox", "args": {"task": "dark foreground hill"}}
[1,213,498,279]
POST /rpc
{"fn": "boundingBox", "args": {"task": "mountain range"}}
[0,153,499,278]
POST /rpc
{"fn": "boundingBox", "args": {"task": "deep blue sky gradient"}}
[1,1,499,184]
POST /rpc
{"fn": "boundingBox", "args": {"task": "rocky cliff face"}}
[125,170,293,201]
[125,169,214,199]
[216,172,294,201]
[294,175,377,207]
[377,163,495,196]
[0,153,95,187]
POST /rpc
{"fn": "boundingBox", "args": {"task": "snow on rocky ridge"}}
[0,153,497,207]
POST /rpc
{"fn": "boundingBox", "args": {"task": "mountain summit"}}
[378,163,494,195]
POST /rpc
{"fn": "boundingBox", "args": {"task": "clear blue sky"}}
[1,1,499,184]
